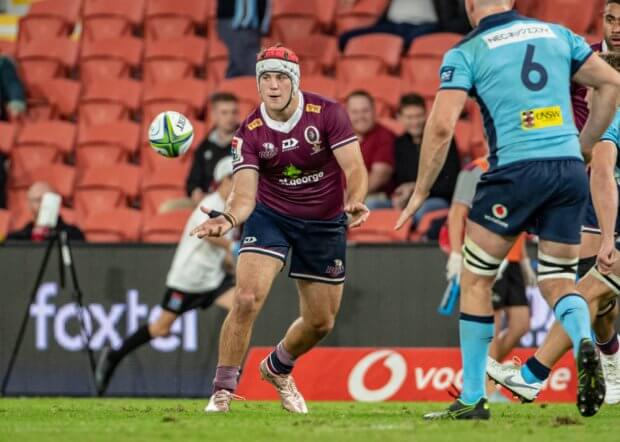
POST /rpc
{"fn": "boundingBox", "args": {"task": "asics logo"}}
[504,375,540,390]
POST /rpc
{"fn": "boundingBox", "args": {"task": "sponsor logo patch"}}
[247,118,263,130]
[279,164,324,186]
[259,142,277,159]
[492,204,508,219]
[282,137,300,152]
[483,22,556,49]
[440,66,455,83]
[520,106,563,130]
[167,292,184,311]
[243,236,257,244]
[305,103,322,113]
[231,137,243,164]
[326,259,345,277]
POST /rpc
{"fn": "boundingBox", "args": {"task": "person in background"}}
[217,0,271,78]
[0,55,25,122]
[186,93,240,204]
[346,90,395,209]
[7,182,84,241]
[392,94,460,228]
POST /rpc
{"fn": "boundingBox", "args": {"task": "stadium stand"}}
[142,78,208,122]
[402,33,463,91]
[143,35,207,84]
[337,33,403,81]
[82,0,146,42]
[16,37,78,87]
[141,163,188,215]
[17,0,81,43]
[144,0,208,41]
[76,121,141,167]
[141,208,192,243]
[270,0,328,45]
[79,78,142,126]
[301,75,338,100]
[339,75,402,118]
[335,0,389,34]
[27,78,80,120]
[82,207,142,242]
[80,37,144,84]
[347,208,411,243]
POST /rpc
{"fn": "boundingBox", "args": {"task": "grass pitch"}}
[0,398,618,442]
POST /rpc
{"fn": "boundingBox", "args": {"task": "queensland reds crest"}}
[304,126,324,155]
[259,142,277,159]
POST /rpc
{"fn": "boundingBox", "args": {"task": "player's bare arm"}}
[590,140,619,273]
[395,89,468,229]
[573,54,620,157]
[191,169,258,238]
[333,140,370,228]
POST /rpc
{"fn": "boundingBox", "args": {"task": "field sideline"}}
[0,399,619,442]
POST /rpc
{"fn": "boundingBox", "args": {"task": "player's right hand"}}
[446,252,462,281]
[345,202,370,228]
[190,207,233,239]
[596,238,618,275]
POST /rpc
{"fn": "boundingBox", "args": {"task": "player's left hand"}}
[345,202,370,228]
[394,192,427,230]
[596,239,618,275]
[190,207,233,238]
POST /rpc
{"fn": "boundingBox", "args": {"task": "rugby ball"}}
[148,111,194,158]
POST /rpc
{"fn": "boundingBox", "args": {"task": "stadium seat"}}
[15,121,77,156]
[141,209,192,243]
[590,0,605,38]
[271,0,322,45]
[267,35,338,75]
[82,0,146,42]
[144,0,208,41]
[534,0,596,34]
[75,146,125,168]
[402,33,463,90]
[80,37,144,84]
[77,121,141,160]
[339,75,402,118]
[18,0,81,43]
[409,209,449,242]
[335,0,389,34]
[141,163,187,214]
[74,189,125,218]
[206,38,229,84]
[76,164,142,211]
[80,78,142,126]
[338,33,403,82]
[0,122,16,155]
[378,117,405,136]
[215,76,259,118]
[0,40,16,58]
[10,146,62,184]
[302,75,338,100]
[17,38,79,86]
[26,78,81,120]
[82,207,142,242]
[0,209,10,241]
[347,209,411,242]
[60,207,79,227]
[515,0,538,15]
[143,36,207,84]
[142,78,208,122]
[13,164,76,202]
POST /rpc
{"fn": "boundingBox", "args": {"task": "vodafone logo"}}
[347,350,407,402]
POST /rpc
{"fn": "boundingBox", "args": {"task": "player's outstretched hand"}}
[394,192,426,230]
[190,207,233,239]
[596,239,618,275]
[345,202,370,228]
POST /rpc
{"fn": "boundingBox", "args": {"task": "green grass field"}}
[0,399,618,442]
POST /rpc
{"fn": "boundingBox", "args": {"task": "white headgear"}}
[256,46,301,93]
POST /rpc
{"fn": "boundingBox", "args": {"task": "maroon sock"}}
[267,341,296,375]
[213,366,240,392]
[596,333,619,355]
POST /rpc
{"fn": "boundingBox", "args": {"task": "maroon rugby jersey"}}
[571,41,604,131]
[232,91,357,220]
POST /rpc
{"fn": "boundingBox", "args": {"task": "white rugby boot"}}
[205,389,243,413]
[486,356,543,403]
[259,358,308,413]
[600,345,620,405]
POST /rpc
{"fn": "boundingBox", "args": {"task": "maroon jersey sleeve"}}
[571,42,603,131]
[324,102,357,150]
[231,124,259,173]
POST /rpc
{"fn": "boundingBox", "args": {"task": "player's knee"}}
[232,287,261,319]
[307,316,335,337]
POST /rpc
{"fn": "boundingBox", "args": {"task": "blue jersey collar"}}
[478,10,521,31]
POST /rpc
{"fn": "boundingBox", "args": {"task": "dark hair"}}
[210,92,239,106]
[346,90,374,106]
[398,93,426,113]
[601,52,620,72]
[608,0,620,5]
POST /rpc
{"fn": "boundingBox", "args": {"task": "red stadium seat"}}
[141,209,192,243]
[17,38,79,86]
[515,0,538,15]
[74,189,125,217]
[143,36,207,84]
[338,33,403,81]
[215,76,259,118]
[265,35,338,75]
[82,207,142,242]
[76,164,142,210]
[0,40,16,58]
[535,0,596,34]
[75,146,125,168]
[347,209,411,243]
[18,0,81,43]
[302,75,338,99]
[16,121,77,156]
[141,163,187,214]
[142,78,208,122]
[144,0,208,41]
[402,33,463,90]
[335,0,389,34]
[27,78,81,120]
[0,122,17,155]
[0,209,10,240]
[409,209,450,242]
[271,0,322,45]
[60,207,79,227]
[80,79,142,126]
[80,37,143,84]
[82,0,146,42]
[339,75,402,118]
[12,164,76,202]
[142,189,186,215]
[10,146,62,184]
[77,121,140,160]
[206,38,229,84]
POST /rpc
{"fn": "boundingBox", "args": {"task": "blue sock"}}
[521,356,551,384]
[554,294,592,357]
[459,313,494,404]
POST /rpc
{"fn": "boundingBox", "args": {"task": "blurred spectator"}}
[346,90,395,208]
[217,0,271,78]
[392,93,460,225]
[186,93,240,203]
[0,55,26,122]
[7,182,84,241]
[340,0,471,51]
[0,156,6,208]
